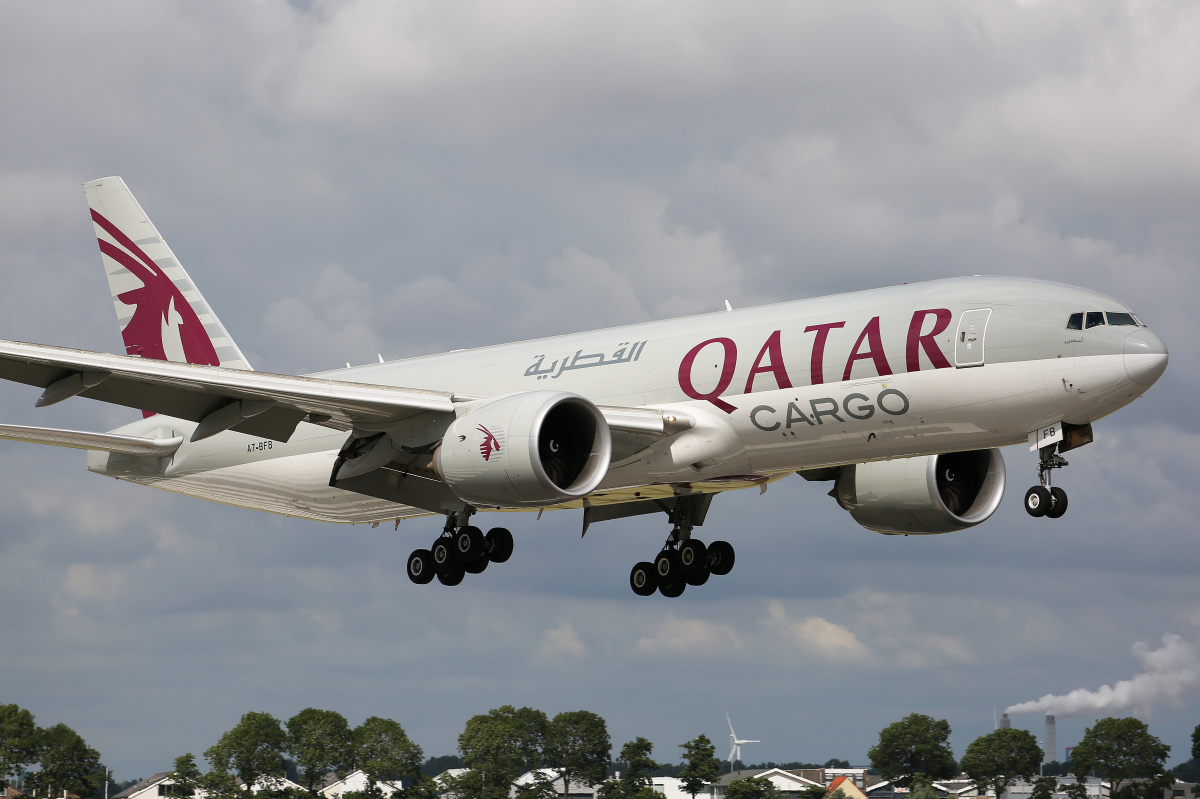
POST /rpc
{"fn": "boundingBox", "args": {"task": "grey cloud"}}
[2,0,1199,782]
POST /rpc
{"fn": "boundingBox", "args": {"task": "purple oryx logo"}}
[477,425,501,461]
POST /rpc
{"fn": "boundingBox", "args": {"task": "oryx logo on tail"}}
[91,208,220,368]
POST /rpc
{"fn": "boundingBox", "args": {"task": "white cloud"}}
[763,600,871,661]
[635,613,741,655]
[538,619,587,659]
[63,563,125,603]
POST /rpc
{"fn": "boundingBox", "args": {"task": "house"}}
[714,768,824,798]
[112,773,178,799]
[512,768,603,798]
[111,771,305,799]
[829,775,871,799]
[320,769,406,799]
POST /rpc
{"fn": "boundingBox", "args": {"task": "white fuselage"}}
[91,277,1166,525]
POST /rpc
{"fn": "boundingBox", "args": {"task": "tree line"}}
[6,702,1200,799]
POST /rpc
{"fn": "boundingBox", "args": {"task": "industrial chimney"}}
[1000,713,1011,729]
[1044,715,1056,763]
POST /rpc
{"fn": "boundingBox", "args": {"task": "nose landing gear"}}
[1025,446,1069,519]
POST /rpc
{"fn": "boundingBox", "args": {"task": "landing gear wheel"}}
[1024,486,1051,518]
[454,525,486,562]
[431,538,457,573]
[1046,487,1069,519]
[437,566,465,586]
[659,579,686,598]
[678,539,708,576]
[485,527,514,563]
[630,562,658,596]
[707,540,735,576]
[685,568,710,587]
[654,549,682,585]
[464,557,489,574]
[406,549,435,585]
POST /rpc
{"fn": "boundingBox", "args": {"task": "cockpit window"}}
[1066,313,1083,330]
[1085,311,1105,329]
[1106,312,1138,326]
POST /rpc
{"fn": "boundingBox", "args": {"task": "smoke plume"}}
[1005,634,1199,717]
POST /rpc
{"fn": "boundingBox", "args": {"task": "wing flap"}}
[0,422,183,455]
[0,339,456,442]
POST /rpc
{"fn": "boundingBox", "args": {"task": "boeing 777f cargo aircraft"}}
[0,178,1169,596]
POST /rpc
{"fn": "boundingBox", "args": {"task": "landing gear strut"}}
[406,509,515,586]
[1025,445,1069,519]
[629,494,735,598]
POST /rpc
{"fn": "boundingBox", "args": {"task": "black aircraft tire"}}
[454,526,486,562]
[1025,486,1051,518]
[1047,487,1069,519]
[707,540,736,576]
[659,579,686,598]
[437,566,466,587]
[685,568,710,587]
[406,549,435,585]
[486,528,514,563]
[655,549,682,585]
[678,539,708,576]
[431,538,457,574]
[464,557,489,574]
[630,562,658,596]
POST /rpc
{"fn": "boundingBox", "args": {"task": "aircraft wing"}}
[0,339,676,447]
[0,339,457,442]
[0,422,183,455]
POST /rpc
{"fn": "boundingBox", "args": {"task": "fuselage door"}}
[954,308,992,367]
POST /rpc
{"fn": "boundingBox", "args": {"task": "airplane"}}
[0,177,1169,597]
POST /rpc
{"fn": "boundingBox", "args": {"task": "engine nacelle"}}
[434,391,612,508]
[832,449,1006,534]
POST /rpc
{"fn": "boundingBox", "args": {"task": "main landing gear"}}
[1024,445,1069,520]
[628,495,735,598]
[406,514,514,586]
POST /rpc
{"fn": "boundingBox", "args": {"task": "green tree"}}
[800,787,829,799]
[1070,718,1170,799]
[907,774,940,799]
[677,735,720,799]
[0,705,38,788]
[25,723,104,799]
[1030,776,1059,799]
[867,714,958,787]
[543,711,610,798]
[960,728,1043,799]
[597,738,659,799]
[824,759,851,769]
[1193,722,1199,761]
[352,717,423,798]
[454,706,548,799]
[725,776,782,799]
[204,712,288,797]
[288,709,353,795]
[171,754,204,799]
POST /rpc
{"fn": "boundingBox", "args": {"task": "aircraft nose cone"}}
[1124,328,1169,386]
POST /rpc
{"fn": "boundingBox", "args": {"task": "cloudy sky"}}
[2,0,1199,781]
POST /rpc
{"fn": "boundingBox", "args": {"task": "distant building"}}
[320,770,407,799]
[112,772,177,799]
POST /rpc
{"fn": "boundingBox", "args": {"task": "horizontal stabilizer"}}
[0,422,183,456]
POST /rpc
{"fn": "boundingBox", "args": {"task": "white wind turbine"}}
[726,711,760,771]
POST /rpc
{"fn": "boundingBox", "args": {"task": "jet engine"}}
[831,449,1006,534]
[435,391,612,507]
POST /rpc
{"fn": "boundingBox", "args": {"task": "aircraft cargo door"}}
[955,308,992,367]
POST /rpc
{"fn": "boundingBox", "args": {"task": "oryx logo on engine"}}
[477,425,502,461]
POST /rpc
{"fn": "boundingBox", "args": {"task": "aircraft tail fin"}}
[83,177,253,372]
